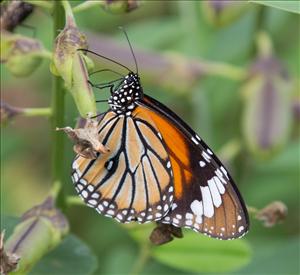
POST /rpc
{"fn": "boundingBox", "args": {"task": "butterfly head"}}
[109,72,143,114]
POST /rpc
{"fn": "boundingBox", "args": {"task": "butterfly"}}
[71,32,249,240]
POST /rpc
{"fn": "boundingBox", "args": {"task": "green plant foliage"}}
[152,231,252,273]
[2,216,19,237]
[30,234,98,275]
[1,1,299,274]
[2,217,98,275]
[250,1,300,14]
[238,237,300,274]
[242,141,299,208]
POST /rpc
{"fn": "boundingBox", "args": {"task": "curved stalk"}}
[51,1,66,208]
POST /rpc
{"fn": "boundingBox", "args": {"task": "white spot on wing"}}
[191,137,199,145]
[81,190,88,199]
[220,166,229,180]
[214,176,225,194]
[207,149,213,155]
[202,151,211,162]
[87,185,94,192]
[186,213,193,219]
[107,210,115,216]
[73,173,79,182]
[216,169,227,184]
[199,161,206,167]
[80,179,87,186]
[190,200,203,223]
[208,179,222,207]
[186,220,193,226]
[91,193,100,199]
[72,161,79,170]
[88,199,97,206]
[200,186,214,218]
[106,160,113,171]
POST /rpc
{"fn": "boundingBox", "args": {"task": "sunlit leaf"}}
[249,1,300,14]
[152,231,252,273]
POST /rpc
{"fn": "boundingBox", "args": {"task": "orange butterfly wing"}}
[72,110,174,223]
[138,95,249,239]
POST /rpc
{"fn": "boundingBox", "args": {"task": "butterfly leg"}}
[88,77,123,90]
[88,80,114,90]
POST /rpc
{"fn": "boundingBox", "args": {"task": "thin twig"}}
[130,242,151,275]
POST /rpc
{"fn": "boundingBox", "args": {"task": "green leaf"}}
[152,231,252,273]
[237,237,300,274]
[30,234,98,275]
[249,1,300,14]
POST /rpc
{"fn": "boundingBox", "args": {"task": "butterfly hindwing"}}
[139,95,249,239]
[72,110,174,223]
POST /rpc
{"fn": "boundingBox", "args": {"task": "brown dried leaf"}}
[0,231,20,275]
[57,118,109,159]
[255,201,288,227]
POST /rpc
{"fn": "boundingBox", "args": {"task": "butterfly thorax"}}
[108,72,143,115]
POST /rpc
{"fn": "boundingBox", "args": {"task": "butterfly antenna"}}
[78,49,131,72]
[119,27,138,74]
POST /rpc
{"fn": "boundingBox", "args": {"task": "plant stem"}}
[201,61,247,81]
[22,107,52,117]
[73,0,105,13]
[66,196,85,206]
[247,206,258,215]
[39,50,53,61]
[51,1,66,207]
[130,243,151,275]
[24,0,53,10]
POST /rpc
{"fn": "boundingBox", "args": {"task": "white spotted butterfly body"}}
[72,71,249,240]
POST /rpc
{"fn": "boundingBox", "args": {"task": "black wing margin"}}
[139,94,249,240]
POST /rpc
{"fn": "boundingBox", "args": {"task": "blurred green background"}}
[1,1,299,274]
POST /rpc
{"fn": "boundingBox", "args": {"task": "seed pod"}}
[0,0,34,32]
[71,52,97,117]
[1,31,45,77]
[52,10,96,117]
[201,0,248,27]
[242,33,293,158]
[53,19,88,89]
[4,197,69,274]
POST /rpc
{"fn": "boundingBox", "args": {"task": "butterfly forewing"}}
[139,95,249,239]
[72,110,174,223]
[71,68,249,240]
